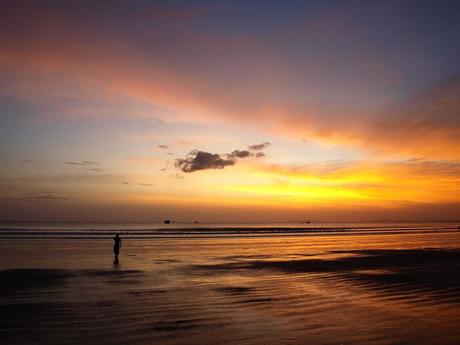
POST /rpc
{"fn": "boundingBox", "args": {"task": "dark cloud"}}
[23,160,39,164]
[228,150,251,159]
[175,150,235,173]
[139,183,154,187]
[65,161,99,166]
[157,145,169,149]
[248,142,271,151]
[6,192,69,203]
[176,143,271,173]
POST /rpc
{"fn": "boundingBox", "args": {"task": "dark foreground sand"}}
[1,231,460,345]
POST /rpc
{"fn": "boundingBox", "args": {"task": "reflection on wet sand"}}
[195,248,460,304]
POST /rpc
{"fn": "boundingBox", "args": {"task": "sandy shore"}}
[1,231,460,344]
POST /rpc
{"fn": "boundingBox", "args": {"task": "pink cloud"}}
[1,3,459,160]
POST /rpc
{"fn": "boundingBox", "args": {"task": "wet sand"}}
[1,231,460,344]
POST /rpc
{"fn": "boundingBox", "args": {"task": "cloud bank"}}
[2,2,459,159]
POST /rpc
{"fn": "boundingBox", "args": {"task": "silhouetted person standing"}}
[113,233,122,264]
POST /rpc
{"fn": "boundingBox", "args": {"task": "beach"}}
[1,224,460,345]
[3,1,460,343]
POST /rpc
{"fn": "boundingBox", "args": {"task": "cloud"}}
[65,161,99,166]
[139,183,154,187]
[229,157,460,209]
[0,3,387,161]
[363,74,460,157]
[2,3,379,142]
[157,144,169,149]
[248,142,271,151]
[228,143,271,159]
[176,143,271,173]
[6,192,70,203]
[269,74,460,159]
[2,1,459,163]
[175,150,235,173]
[228,150,251,159]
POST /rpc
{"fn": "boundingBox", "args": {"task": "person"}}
[113,233,122,263]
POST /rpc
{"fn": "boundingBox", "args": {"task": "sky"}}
[1,0,460,222]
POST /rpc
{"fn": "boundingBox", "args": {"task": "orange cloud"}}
[236,159,460,206]
[268,75,460,159]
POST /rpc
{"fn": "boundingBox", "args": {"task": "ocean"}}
[1,221,459,239]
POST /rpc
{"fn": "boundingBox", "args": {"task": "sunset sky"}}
[1,0,460,222]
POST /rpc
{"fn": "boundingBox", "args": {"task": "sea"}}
[1,221,459,239]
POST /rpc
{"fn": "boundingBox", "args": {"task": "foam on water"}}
[0,221,459,239]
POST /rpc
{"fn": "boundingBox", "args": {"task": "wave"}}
[0,224,459,239]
